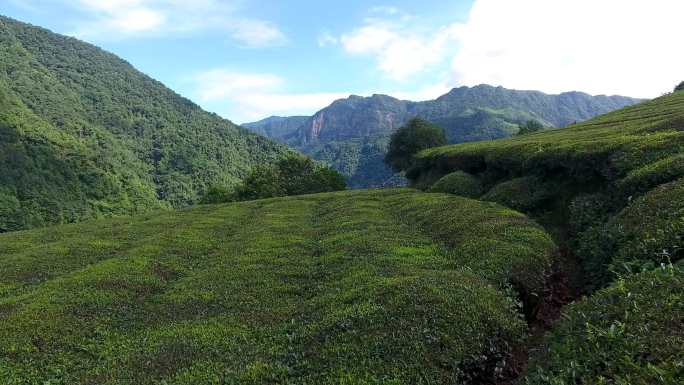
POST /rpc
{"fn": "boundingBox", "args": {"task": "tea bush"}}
[412,92,684,290]
[428,171,483,198]
[481,177,554,213]
[0,189,554,384]
[526,267,684,385]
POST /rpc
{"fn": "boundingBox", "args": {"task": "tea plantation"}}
[413,90,684,383]
[0,189,554,384]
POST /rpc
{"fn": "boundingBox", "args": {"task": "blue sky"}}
[3,0,683,123]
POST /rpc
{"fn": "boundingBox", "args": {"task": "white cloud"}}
[452,0,684,97]
[194,70,284,101]
[338,11,459,80]
[65,0,286,47]
[317,32,338,47]
[369,6,401,16]
[230,19,287,48]
[192,69,350,122]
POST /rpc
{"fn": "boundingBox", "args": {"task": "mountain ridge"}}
[244,85,643,187]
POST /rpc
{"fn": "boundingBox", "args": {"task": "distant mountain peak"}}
[244,85,644,189]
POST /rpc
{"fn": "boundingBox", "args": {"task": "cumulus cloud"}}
[229,19,287,48]
[339,11,460,80]
[452,0,684,97]
[192,69,350,122]
[65,0,286,47]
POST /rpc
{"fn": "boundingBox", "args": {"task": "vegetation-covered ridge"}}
[412,90,684,383]
[414,91,684,185]
[0,189,554,384]
[0,15,290,232]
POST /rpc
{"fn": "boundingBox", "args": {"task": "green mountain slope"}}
[244,86,643,188]
[413,90,684,383]
[0,189,554,384]
[0,16,290,232]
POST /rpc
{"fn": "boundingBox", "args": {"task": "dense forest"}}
[245,87,642,187]
[0,16,290,232]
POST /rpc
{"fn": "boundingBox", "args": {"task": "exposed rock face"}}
[309,113,325,143]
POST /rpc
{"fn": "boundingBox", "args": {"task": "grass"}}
[0,189,554,384]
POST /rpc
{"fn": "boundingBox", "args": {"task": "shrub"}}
[199,186,235,204]
[482,177,554,212]
[526,267,684,385]
[385,118,447,173]
[577,178,684,289]
[609,177,684,274]
[575,223,619,290]
[428,171,483,198]
[567,193,613,235]
[617,153,684,199]
[0,188,22,233]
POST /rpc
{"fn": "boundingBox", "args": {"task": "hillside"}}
[0,189,554,384]
[413,90,684,383]
[244,86,642,188]
[0,16,290,232]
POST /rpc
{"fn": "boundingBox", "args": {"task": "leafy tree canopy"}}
[385,118,447,172]
[675,81,684,92]
[203,155,347,203]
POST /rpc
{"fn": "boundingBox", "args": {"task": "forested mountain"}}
[0,16,290,232]
[244,86,642,187]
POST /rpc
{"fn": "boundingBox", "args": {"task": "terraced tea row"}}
[0,189,553,384]
[412,91,684,384]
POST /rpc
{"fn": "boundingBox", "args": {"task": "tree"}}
[275,156,320,196]
[199,186,235,204]
[385,118,447,172]
[201,155,347,203]
[517,120,544,135]
[235,165,285,201]
[675,81,684,92]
